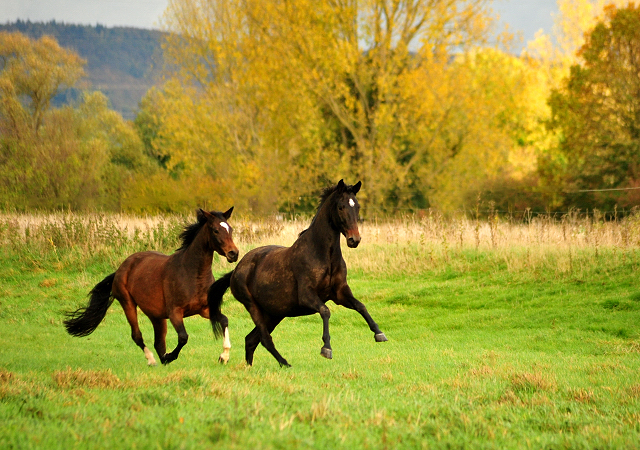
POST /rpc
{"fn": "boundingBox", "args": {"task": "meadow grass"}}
[1,211,640,449]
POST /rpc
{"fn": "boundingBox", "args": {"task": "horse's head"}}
[333,179,362,248]
[198,207,239,262]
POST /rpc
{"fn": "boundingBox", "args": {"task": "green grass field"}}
[1,213,640,449]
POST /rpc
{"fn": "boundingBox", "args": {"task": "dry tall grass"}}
[1,210,638,276]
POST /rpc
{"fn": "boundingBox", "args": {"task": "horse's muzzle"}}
[346,234,361,248]
[226,249,239,263]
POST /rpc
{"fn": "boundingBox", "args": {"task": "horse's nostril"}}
[227,250,238,261]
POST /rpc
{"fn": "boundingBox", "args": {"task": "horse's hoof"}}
[375,333,388,342]
[280,362,292,368]
[218,356,228,365]
[320,348,333,359]
[147,361,157,367]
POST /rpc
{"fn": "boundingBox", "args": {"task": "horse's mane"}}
[298,182,350,237]
[177,217,206,251]
[317,184,340,213]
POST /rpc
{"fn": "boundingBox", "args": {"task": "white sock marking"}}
[144,347,157,366]
[223,327,231,349]
[219,327,231,363]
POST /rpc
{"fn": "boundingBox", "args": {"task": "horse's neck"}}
[180,229,213,275]
[303,205,341,258]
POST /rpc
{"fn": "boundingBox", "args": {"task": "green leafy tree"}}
[544,4,640,210]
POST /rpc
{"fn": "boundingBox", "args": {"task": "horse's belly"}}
[287,305,317,317]
[183,302,208,318]
[251,277,297,315]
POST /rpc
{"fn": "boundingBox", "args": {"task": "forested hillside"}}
[0,20,163,119]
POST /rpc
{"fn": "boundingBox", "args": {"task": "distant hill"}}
[0,20,165,120]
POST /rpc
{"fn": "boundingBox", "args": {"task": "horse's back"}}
[233,245,291,284]
[116,251,169,278]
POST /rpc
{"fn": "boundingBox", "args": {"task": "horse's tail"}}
[208,271,233,339]
[64,273,116,337]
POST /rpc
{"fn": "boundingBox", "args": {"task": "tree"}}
[0,32,148,210]
[426,48,546,211]
[541,4,640,210]
[129,81,238,213]
[518,0,635,209]
[159,0,498,214]
[0,31,85,134]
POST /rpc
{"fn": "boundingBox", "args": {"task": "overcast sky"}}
[1,0,168,29]
[2,0,558,50]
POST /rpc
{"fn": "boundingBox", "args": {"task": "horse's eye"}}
[213,228,219,234]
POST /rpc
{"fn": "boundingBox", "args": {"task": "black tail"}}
[208,271,233,339]
[64,273,116,337]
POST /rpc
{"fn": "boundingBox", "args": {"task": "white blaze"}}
[349,199,355,207]
[220,222,230,232]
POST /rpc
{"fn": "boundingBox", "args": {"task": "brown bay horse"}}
[208,180,387,367]
[64,208,239,366]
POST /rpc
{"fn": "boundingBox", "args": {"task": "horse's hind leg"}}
[244,327,261,366]
[245,316,282,366]
[233,277,289,367]
[245,305,289,367]
[119,299,157,366]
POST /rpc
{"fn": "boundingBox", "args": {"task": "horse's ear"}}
[337,179,346,190]
[198,208,213,222]
[352,181,361,194]
[223,206,234,220]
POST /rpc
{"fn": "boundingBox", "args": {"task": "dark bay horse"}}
[64,208,239,366]
[208,180,387,367]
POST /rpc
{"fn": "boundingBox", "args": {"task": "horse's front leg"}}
[164,313,188,364]
[199,308,231,364]
[299,289,333,359]
[336,283,388,342]
[218,314,231,364]
[150,317,167,365]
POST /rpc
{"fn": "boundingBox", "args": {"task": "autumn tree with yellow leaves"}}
[150,0,553,214]
[5,1,636,215]
[0,32,150,210]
